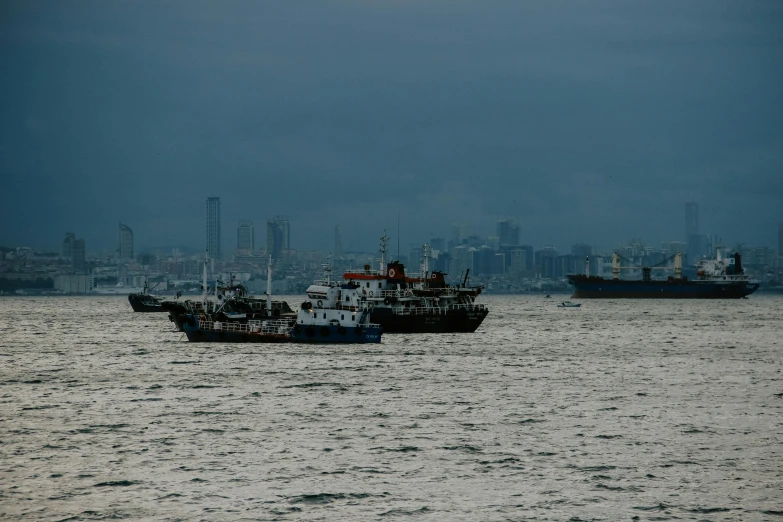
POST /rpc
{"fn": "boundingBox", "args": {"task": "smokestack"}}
[734,252,742,274]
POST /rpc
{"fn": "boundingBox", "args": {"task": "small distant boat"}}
[557,301,581,308]
[128,280,164,312]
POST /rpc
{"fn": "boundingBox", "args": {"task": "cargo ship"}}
[567,251,759,299]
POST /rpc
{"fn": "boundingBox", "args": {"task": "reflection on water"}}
[1,295,781,520]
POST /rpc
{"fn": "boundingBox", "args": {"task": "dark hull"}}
[290,324,382,344]
[183,322,381,344]
[370,307,488,333]
[568,277,760,299]
[128,294,165,312]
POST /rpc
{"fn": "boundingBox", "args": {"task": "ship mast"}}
[202,250,209,305]
[266,254,273,313]
[379,232,389,273]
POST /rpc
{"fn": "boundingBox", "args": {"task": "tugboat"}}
[182,257,382,343]
[127,280,165,312]
[308,235,489,333]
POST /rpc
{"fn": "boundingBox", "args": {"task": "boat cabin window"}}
[378,283,382,288]
[345,296,349,302]
[323,313,326,319]
[341,314,344,320]
[313,313,317,319]
[366,282,370,288]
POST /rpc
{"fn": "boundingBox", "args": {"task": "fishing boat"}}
[161,255,293,330]
[557,301,581,308]
[127,280,165,312]
[182,257,382,344]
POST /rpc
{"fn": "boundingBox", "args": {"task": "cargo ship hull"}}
[568,277,759,299]
[369,306,488,333]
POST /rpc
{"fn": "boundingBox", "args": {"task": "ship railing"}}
[197,317,293,334]
[390,304,487,316]
[378,289,417,298]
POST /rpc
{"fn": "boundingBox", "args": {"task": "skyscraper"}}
[118,223,133,260]
[779,222,783,257]
[334,225,343,258]
[267,216,290,261]
[206,197,221,259]
[497,218,520,247]
[237,220,255,255]
[62,232,75,258]
[685,202,699,242]
[72,238,86,272]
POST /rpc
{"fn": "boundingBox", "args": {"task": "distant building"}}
[334,225,343,258]
[685,202,699,243]
[535,246,558,278]
[661,241,686,254]
[237,220,255,256]
[62,232,75,258]
[779,222,783,257]
[452,224,469,245]
[206,197,221,259]
[267,216,290,261]
[430,237,445,252]
[687,234,710,263]
[451,245,474,280]
[118,223,133,260]
[496,218,520,247]
[54,274,93,294]
[71,238,86,272]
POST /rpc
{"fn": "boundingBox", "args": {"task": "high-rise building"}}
[452,224,469,245]
[206,197,221,259]
[267,216,290,261]
[237,220,255,255]
[497,218,520,246]
[62,232,75,258]
[72,238,86,272]
[685,202,699,242]
[779,222,783,257]
[118,223,133,260]
[334,225,343,258]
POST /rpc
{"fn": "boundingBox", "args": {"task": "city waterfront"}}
[1,295,781,520]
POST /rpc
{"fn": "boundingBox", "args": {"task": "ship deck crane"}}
[609,252,682,280]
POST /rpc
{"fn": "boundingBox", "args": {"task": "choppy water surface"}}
[1,295,782,520]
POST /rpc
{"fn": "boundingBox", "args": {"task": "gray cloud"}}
[1,0,781,252]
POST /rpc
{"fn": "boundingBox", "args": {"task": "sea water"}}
[1,295,781,520]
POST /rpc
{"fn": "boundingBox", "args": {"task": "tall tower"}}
[62,232,75,258]
[118,223,133,260]
[497,218,520,247]
[685,202,699,242]
[778,222,783,257]
[266,216,290,261]
[72,238,86,273]
[334,225,343,258]
[206,197,221,260]
[237,220,255,255]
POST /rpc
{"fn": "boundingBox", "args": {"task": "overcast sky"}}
[1,0,781,254]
